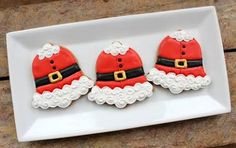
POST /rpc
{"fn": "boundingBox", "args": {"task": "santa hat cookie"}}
[147,30,211,94]
[88,41,153,108]
[32,43,94,109]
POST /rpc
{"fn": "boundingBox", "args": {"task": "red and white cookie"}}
[147,30,211,94]
[88,41,153,108]
[32,43,94,109]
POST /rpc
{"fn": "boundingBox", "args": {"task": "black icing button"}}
[52,66,57,70]
[181,51,185,55]
[50,60,54,64]
[118,58,122,62]
[119,64,123,68]
[182,44,186,48]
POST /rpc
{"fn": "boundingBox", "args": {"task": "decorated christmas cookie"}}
[147,30,211,94]
[88,41,153,108]
[32,43,94,109]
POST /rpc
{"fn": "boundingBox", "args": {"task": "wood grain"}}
[0,0,58,8]
[0,52,235,147]
[0,0,236,77]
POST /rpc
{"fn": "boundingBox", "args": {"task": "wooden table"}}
[0,0,235,147]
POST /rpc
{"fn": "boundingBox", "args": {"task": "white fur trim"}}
[32,76,94,109]
[88,82,153,108]
[37,43,60,60]
[147,68,211,94]
[104,41,129,56]
[169,30,193,42]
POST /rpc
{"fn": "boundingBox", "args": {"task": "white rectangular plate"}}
[6,6,231,142]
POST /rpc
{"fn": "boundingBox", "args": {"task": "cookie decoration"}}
[88,41,153,108]
[32,43,94,109]
[147,30,211,94]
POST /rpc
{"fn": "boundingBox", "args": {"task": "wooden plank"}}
[0,51,235,147]
[0,0,58,8]
[0,0,236,77]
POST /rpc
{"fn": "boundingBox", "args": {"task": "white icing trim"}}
[32,76,94,109]
[104,41,129,56]
[88,82,153,108]
[147,68,211,94]
[37,43,60,60]
[169,30,194,42]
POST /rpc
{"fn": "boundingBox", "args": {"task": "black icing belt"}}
[35,63,81,87]
[156,57,203,68]
[96,67,144,81]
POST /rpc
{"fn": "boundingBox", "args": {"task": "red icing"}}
[155,65,206,77]
[32,46,83,94]
[155,36,206,77]
[96,48,143,73]
[96,48,146,88]
[32,46,77,79]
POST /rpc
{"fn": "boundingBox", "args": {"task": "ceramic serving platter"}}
[6,6,231,142]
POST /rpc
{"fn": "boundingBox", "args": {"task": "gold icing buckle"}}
[175,59,187,68]
[114,70,126,81]
[48,71,63,83]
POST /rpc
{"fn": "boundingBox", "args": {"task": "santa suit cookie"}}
[147,30,211,94]
[88,41,153,108]
[32,43,94,109]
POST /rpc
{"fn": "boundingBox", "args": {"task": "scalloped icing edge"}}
[169,30,194,42]
[103,41,130,56]
[147,68,211,94]
[37,43,60,60]
[88,82,153,108]
[32,76,94,109]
